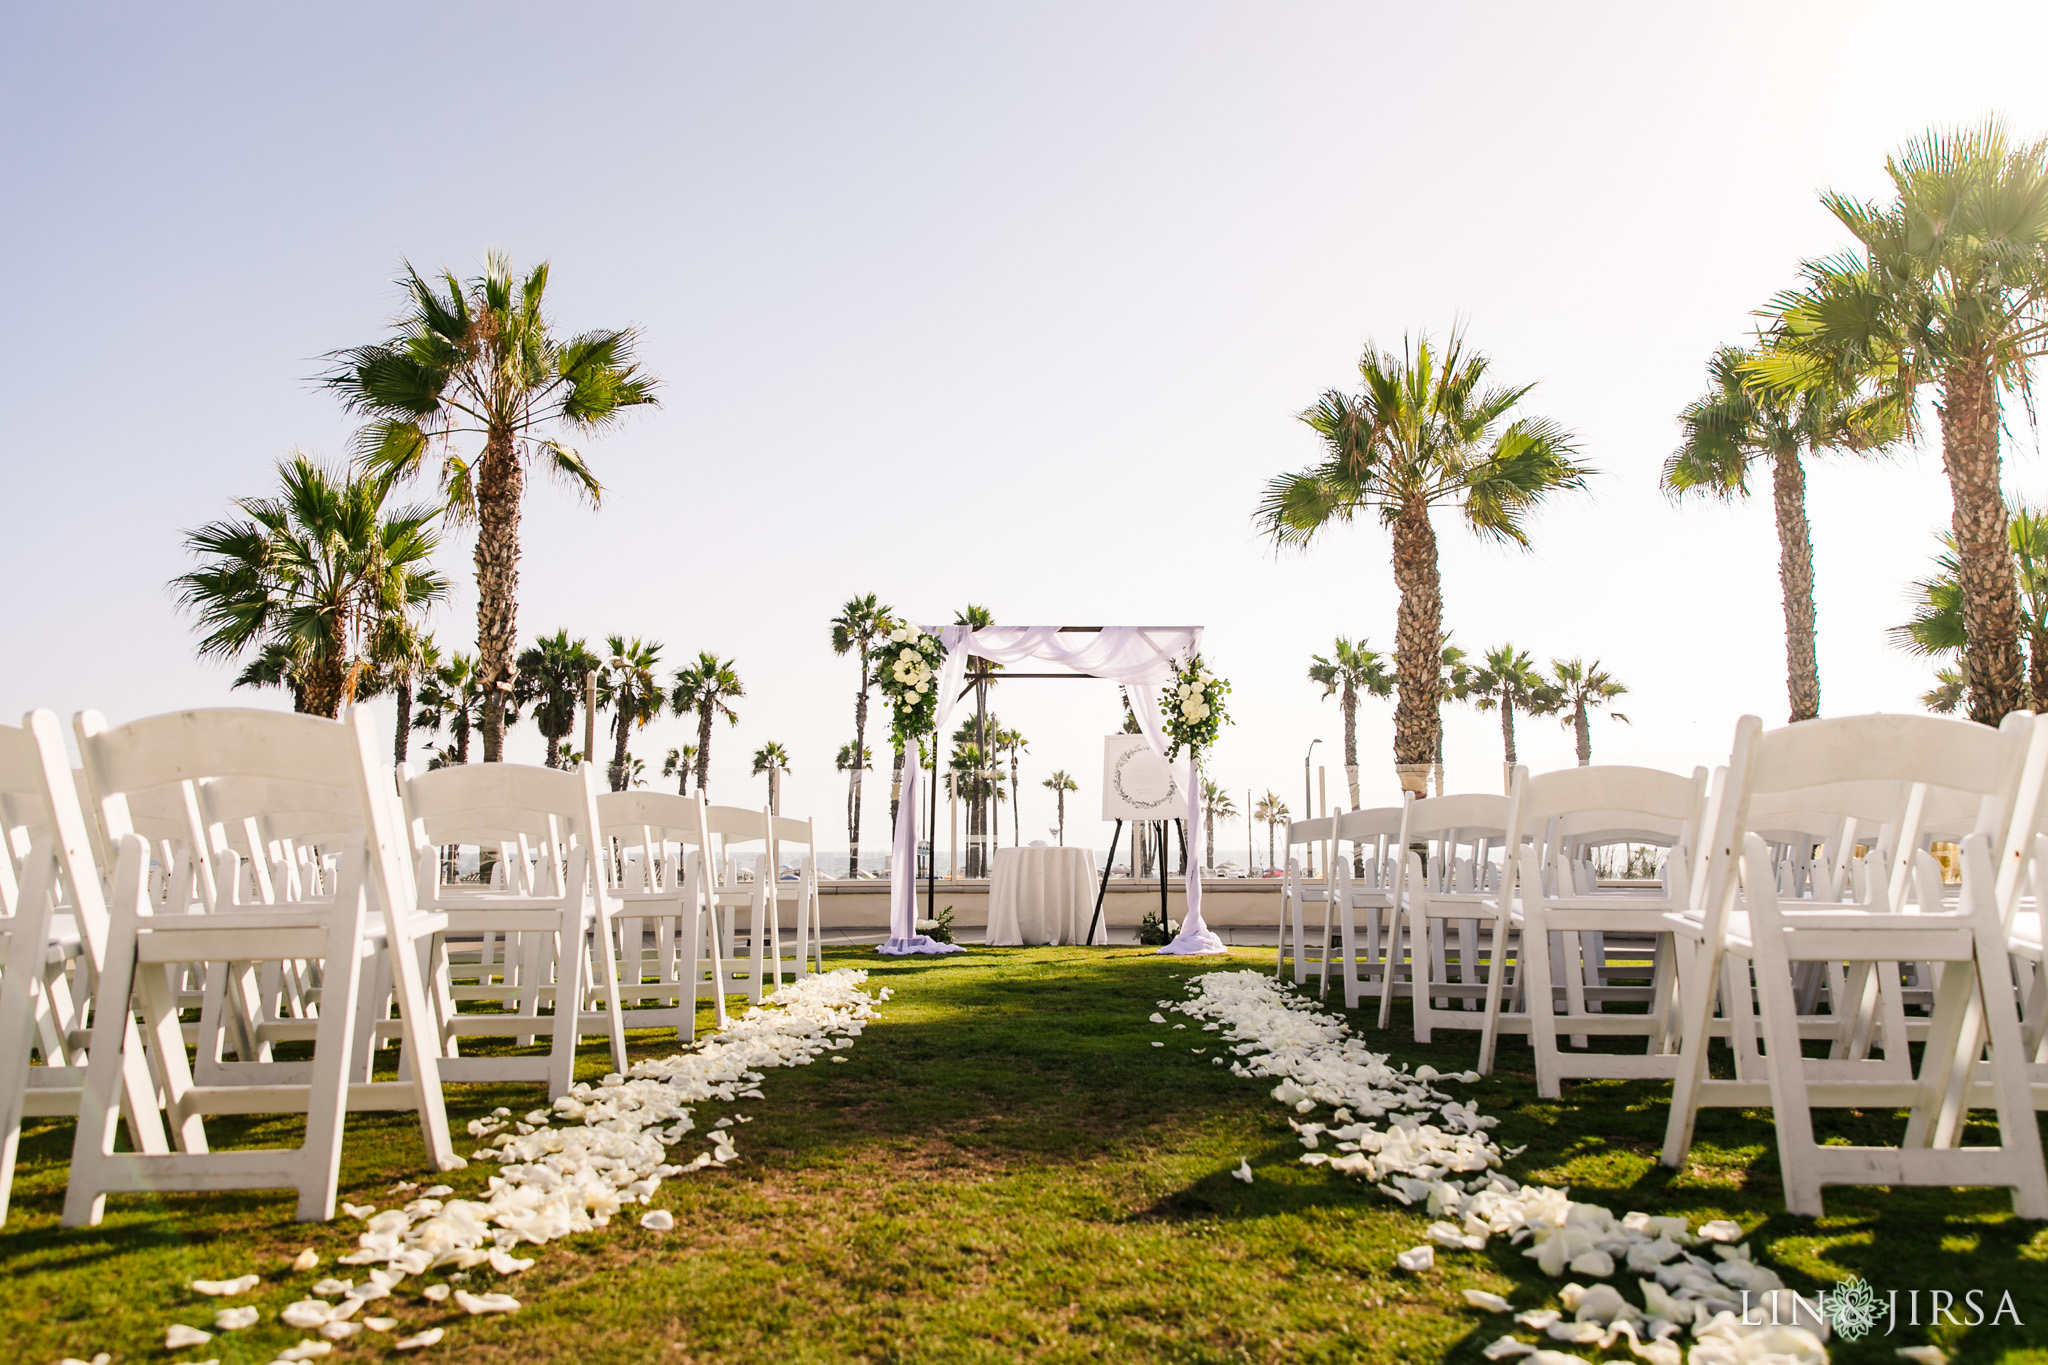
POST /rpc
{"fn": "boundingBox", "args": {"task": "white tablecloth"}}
[986,845,1103,946]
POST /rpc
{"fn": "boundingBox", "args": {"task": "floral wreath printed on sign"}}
[1163,653,1230,759]
[878,623,944,756]
[1111,742,1178,812]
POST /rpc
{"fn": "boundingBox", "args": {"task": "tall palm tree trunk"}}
[1390,507,1443,789]
[1500,700,1518,766]
[1573,703,1591,765]
[1204,812,1214,872]
[1340,689,1360,808]
[611,713,631,791]
[475,428,524,762]
[1009,753,1020,847]
[1770,449,1822,722]
[1266,818,1276,872]
[849,684,869,877]
[301,653,350,720]
[1941,361,2028,722]
[394,678,413,765]
[694,708,714,793]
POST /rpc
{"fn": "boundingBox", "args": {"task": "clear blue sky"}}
[7,3,2048,859]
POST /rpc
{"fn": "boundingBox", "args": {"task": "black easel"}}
[1085,820,1122,946]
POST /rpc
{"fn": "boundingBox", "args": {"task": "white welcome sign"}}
[1100,734,1179,820]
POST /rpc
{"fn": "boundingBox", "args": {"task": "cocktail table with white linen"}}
[986,845,1101,945]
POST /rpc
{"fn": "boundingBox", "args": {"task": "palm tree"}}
[598,636,665,792]
[830,595,896,878]
[1418,638,1475,797]
[1251,791,1289,874]
[662,745,698,795]
[1468,644,1557,785]
[1892,506,2048,708]
[1200,779,1237,873]
[1923,666,1970,715]
[670,653,743,795]
[517,630,600,768]
[1257,329,1587,792]
[326,252,660,760]
[1664,345,1902,721]
[1308,637,1393,809]
[956,605,999,860]
[994,723,1028,847]
[751,742,791,816]
[837,742,872,868]
[412,651,514,766]
[1042,770,1078,846]
[946,742,1005,872]
[174,454,449,719]
[372,620,438,765]
[1548,658,1629,766]
[1753,120,2048,723]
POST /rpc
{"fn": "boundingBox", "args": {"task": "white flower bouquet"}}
[1163,653,1230,759]
[878,623,945,752]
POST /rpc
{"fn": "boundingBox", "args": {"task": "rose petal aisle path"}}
[4,947,2045,1363]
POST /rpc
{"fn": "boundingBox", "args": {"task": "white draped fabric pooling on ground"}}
[882,625,1224,956]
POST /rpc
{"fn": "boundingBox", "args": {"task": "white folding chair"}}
[401,761,628,1100]
[595,788,726,1041]
[0,712,165,1225]
[1274,816,1335,985]
[1505,764,1708,1092]
[1661,711,2048,1217]
[768,814,825,979]
[704,806,779,1005]
[1378,794,1517,1065]
[63,706,458,1226]
[1321,806,1406,1009]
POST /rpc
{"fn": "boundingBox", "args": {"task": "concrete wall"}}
[816,877,1281,929]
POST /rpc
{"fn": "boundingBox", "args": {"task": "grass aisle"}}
[5,946,2048,1363]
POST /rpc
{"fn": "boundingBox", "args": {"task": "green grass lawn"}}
[4,946,2047,1364]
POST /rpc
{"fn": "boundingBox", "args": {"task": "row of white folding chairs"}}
[0,704,828,1228]
[1280,711,2048,1217]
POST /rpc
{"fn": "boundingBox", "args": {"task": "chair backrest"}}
[703,805,774,888]
[1284,816,1334,847]
[76,708,378,909]
[1399,793,1513,895]
[0,712,111,953]
[1512,764,1708,899]
[401,761,603,899]
[197,773,365,907]
[1712,711,2048,924]
[595,788,711,897]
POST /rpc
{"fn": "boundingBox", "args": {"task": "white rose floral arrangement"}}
[880,622,945,752]
[1164,654,1229,759]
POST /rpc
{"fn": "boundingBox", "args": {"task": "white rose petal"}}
[320,1321,365,1342]
[362,1317,399,1333]
[291,1249,320,1272]
[165,1325,212,1350]
[394,1328,445,1350]
[422,1285,451,1302]
[1231,1158,1253,1183]
[640,1210,675,1231]
[1396,1245,1435,1272]
[213,1307,260,1331]
[279,1342,333,1361]
[454,1290,521,1316]
[191,1275,260,1296]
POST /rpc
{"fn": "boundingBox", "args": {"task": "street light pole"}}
[1304,738,1321,878]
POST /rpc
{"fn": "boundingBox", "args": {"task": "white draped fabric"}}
[882,625,1227,956]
